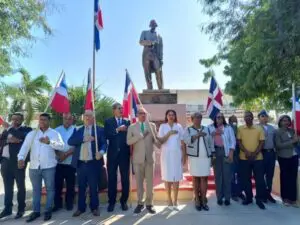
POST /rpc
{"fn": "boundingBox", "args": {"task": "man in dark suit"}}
[0,112,32,219]
[105,103,130,212]
[69,110,106,217]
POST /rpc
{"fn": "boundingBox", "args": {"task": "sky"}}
[4,0,229,102]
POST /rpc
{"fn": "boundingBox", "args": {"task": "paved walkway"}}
[0,196,300,225]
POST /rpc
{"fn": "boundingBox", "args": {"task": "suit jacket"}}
[127,122,157,164]
[104,117,130,161]
[0,126,32,163]
[274,128,296,158]
[69,125,106,168]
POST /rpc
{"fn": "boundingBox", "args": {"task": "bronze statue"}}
[139,20,164,90]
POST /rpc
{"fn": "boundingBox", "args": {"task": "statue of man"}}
[139,20,164,90]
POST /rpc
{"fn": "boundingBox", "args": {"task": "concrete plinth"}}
[139,89,177,104]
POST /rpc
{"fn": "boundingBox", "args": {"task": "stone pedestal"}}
[139,89,177,104]
[138,89,188,177]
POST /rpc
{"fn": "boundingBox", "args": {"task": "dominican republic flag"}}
[0,115,4,126]
[84,69,94,110]
[49,73,70,113]
[122,71,139,123]
[94,0,103,51]
[206,76,223,120]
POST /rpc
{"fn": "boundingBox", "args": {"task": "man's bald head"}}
[138,107,147,122]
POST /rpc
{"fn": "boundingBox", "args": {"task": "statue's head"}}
[149,19,158,29]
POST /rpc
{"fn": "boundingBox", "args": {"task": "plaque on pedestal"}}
[139,89,177,104]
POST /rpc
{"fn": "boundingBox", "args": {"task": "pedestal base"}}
[139,89,177,104]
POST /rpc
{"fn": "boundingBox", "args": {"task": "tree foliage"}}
[5,68,51,125]
[0,0,54,75]
[199,0,300,111]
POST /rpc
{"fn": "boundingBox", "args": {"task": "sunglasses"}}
[216,116,223,119]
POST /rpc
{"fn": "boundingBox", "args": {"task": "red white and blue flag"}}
[94,0,103,51]
[49,73,70,113]
[0,115,4,126]
[84,69,94,110]
[123,71,139,123]
[206,76,223,120]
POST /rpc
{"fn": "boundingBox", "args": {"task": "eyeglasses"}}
[216,116,223,119]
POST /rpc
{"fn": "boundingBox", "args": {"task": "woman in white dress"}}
[184,112,213,211]
[157,109,185,209]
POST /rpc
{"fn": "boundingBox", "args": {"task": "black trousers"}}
[107,154,130,205]
[54,164,76,209]
[262,149,276,195]
[0,158,26,212]
[278,156,299,202]
[239,159,266,201]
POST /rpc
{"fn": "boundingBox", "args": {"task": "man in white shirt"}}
[53,113,76,212]
[18,113,64,222]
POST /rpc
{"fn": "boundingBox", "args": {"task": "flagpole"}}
[292,82,297,132]
[125,69,158,143]
[27,70,65,155]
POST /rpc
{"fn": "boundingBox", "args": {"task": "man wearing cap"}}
[127,108,157,214]
[69,110,106,217]
[139,19,164,90]
[257,110,276,203]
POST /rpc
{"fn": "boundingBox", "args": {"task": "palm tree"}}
[0,82,8,116]
[5,68,51,125]
[34,84,115,127]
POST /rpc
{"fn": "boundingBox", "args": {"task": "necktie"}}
[118,118,122,127]
[82,127,89,161]
[141,122,145,133]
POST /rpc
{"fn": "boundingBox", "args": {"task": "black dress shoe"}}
[267,195,276,203]
[239,193,246,201]
[242,199,253,205]
[217,200,223,206]
[52,206,62,212]
[15,211,24,219]
[92,209,100,216]
[107,204,115,212]
[195,205,202,211]
[224,200,231,206]
[146,205,156,214]
[256,200,266,210]
[66,206,73,211]
[26,212,40,223]
[0,209,12,219]
[44,211,52,221]
[72,210,84,217]
[134,204,144,214]
[201,204,210,211]
[121,203,128,211]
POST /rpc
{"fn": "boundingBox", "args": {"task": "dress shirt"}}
[80,126,93,161]
[18,128,64,169]
[55,125,75,165]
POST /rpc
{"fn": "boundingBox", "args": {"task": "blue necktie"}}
[118,118,122,127]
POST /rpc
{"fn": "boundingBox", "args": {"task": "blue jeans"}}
[29,167,56,212]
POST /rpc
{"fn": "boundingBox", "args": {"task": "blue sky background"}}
[3,0,228,102]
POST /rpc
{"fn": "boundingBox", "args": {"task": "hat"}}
[149,19,158,27]
[258,109,268,117]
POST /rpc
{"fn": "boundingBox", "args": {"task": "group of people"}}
[185,110,299,211]
[0,104,299,223]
